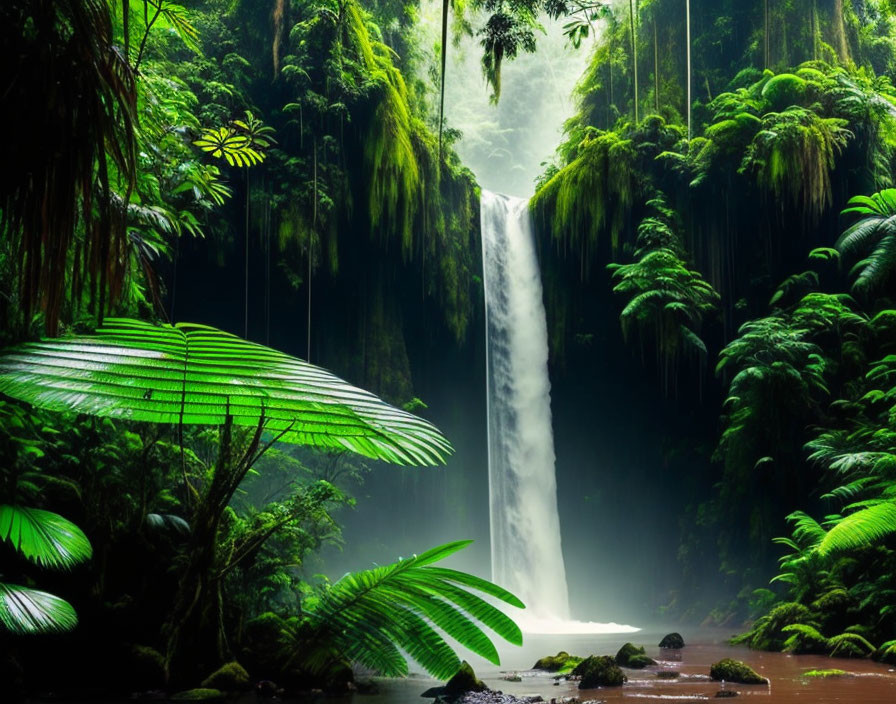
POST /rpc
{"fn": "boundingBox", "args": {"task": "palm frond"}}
[0,583,78,634]
[817,501,896,555]
[0,318,452,466]
[301,540,523,679]
[0,505,92,570]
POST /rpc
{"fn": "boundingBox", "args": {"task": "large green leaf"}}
[302,540,524,680]
[0,583,78,634]
[0,318,452,466]
[817,501,896,555]
[0,505,92,569]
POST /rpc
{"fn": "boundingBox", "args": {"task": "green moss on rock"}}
[127,644,166,690]
[170,689,226,701]
[572,655,627,688]
[201,662,251,691]
[761,73,808,109]
[532,651,583,673]
[709,659,768,685]
[445,661,487,695]
[803,669,849,678]
[615,643,655,668]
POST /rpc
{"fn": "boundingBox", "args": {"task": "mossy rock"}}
[803,669,849,678]
[615,643,655,669]
[709,659,768,685]
[656,671,680,679]
[445,662,487,695]
[761,73,807,109]
[572,656,626,688]
[201,662,251,691]
[532,651,583,673]
[170,689,226,701]
[126,644,167,690]
[658,633,685,649]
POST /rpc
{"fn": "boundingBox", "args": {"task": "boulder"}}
[445,662,488,696]
[532,652,582,673]
[255,680,283,698]
[572,656,626,688]
[658,633,685,649]
[122,645,167,691]
[201,662,251,691]
[614,643,655,669]
[709,659,768,685]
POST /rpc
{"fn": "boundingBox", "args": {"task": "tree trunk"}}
[831,0,850,63]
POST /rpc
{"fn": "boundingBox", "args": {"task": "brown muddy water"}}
[359,628,896,704]
[42,628,896,703]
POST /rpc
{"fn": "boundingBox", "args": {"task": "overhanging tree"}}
[0,317,472,678]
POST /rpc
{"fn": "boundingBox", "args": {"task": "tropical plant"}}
[0,504,92,635]
[837,188,896,292]
[292,540,524,679]
[741,107,852,222]
[0,317,453,674]
[0,318,450,465]
[608,196,719,383]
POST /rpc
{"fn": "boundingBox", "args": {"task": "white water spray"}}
[481,191,638,635]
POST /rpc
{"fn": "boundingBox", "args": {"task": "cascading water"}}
[418,1,637,631]
[481,191,638,635]
[481,190,571,623]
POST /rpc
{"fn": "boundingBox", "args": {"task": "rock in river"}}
[572,656,626,688]
[614,643,655,669]
[709,659,768,685]
[658,633,685,649]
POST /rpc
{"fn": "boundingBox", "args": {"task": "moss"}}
[532,651,583,673]
[658,633,685,649]
[615,642,655,668]
[656,671,680,679]
[170,689,226,701]
[127,644,166,690]
[803,669,849,678]
[530,130,637,260]
[761,73,808,110]
[709,659,768,685]
[445,662,487,695]
[201,662,251,691]
[572,655,626,688]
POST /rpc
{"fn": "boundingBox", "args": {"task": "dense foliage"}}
[532,0,896,656]
[0,0,517,698]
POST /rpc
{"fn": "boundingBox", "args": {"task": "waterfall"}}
[481,191,639,634]
[481,190,570,622]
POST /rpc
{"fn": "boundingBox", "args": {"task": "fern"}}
[837,189,896,292]
[296,540,523,679]
[817,500,896,555]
